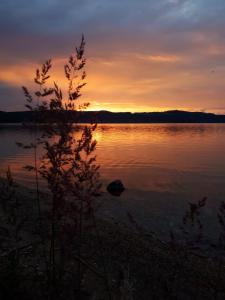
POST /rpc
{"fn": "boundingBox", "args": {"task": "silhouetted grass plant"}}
[16,36,110,299]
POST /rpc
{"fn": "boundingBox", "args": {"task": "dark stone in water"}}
[107,180,125,196]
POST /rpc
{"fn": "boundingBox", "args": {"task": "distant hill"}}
[1,110,225,123]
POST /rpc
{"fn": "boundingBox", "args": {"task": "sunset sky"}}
[0,0,225,113]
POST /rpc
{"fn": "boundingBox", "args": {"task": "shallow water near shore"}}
[1,123,225,238]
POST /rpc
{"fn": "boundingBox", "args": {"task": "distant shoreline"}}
[1,110,225,123]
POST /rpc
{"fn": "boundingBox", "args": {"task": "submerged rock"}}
[107,180,125,196]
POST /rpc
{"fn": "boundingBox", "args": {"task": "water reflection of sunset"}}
[1,124,225,196]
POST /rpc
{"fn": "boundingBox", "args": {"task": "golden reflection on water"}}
[1,123,225,193]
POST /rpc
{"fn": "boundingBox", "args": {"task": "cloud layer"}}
[0,0,225,112]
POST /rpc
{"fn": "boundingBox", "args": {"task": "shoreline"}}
[2,110,225,124]
[1,178,225,299]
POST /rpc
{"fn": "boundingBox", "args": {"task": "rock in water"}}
[107,180,125,196]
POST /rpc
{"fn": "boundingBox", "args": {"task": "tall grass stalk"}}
[20,36,108,299]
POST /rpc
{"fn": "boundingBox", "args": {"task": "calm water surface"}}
[1,123,225,237]
[0,123,225,195]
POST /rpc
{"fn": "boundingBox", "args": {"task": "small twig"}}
[0,242,40,258]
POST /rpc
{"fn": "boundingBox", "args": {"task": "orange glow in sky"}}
[0,50,224,114]
[1,0,225,113]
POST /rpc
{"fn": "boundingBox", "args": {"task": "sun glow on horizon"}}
[1,51,225,115]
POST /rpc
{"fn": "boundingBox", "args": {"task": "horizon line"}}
[0,109,224,115]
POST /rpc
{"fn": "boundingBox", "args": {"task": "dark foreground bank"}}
[0,179,225,300]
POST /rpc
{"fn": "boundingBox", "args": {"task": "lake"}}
[1,123,225,238]
[1,123,225,192]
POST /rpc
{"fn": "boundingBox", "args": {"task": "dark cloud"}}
[1,0,225,60]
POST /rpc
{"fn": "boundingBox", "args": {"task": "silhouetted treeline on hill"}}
[1,110,225,123]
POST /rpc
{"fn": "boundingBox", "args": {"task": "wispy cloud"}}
[136,54,181,63]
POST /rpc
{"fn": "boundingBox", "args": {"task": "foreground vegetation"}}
[1,177,225,299]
